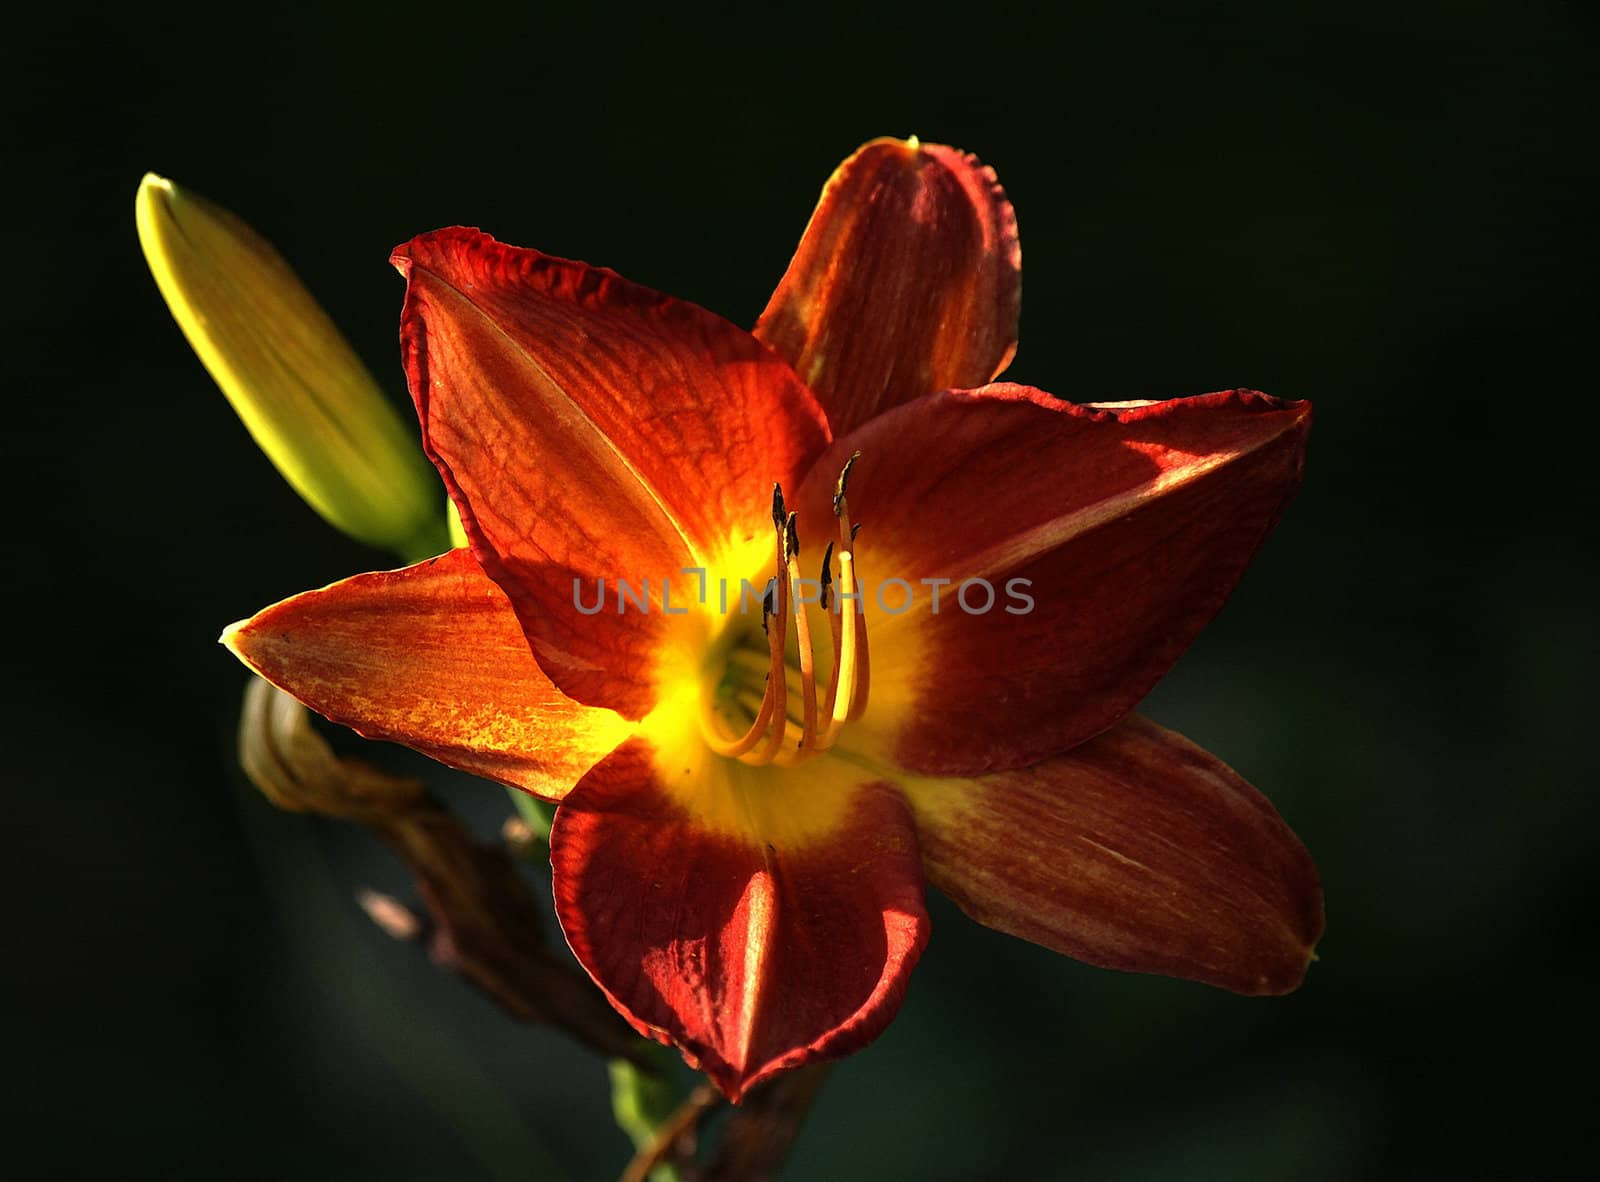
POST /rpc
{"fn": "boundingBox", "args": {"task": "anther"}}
[784,513,818,751]
[784,510,800,559]
[832,451,861,517]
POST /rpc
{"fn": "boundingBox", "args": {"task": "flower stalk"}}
[238,677,643,1061]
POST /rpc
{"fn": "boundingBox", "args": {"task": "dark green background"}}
[7,2,1593,1178]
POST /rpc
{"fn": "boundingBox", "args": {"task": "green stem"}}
[497,789,686,1172]
[611,1049,686,1182]
[233,775,568,1181]
[392,519,689,1172]
[506,787,555,842]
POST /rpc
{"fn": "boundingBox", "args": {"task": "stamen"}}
[832,455,872,723]
[818,540,835,613]
[816,540,846,751]
[750,498,792,766]
[821,550,861,746]
[783,512,820,752]
[771,482,787,531]
[706,461,872,767]
[705,506,788,761]
[702,643,777,758]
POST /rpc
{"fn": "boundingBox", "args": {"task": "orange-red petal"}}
[755,137,1021,437]
[795,385,1311,776]
[904,713,1323,994]
[222,549,634,801]
[393,228,831,719]
[550,734,929,1100]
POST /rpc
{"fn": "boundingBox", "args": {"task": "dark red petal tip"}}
[757,137,1021,436]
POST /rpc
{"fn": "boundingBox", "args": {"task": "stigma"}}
[702,453,871,766]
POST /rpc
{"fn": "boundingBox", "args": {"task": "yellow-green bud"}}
[136,174,446,559]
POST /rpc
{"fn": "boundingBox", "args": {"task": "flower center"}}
[700,454,871,767]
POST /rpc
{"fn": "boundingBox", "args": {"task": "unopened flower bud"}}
[136,174,445,558]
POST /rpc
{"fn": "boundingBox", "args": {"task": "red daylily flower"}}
[224,138,1322,1100]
